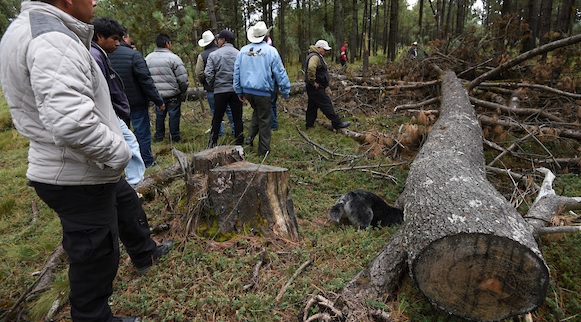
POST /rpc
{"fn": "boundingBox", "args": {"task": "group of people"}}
[0,0,350,321]
[197,21,350,156]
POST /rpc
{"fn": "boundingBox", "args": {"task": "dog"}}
[329,190,404,229]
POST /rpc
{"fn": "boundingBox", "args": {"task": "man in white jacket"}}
[0,1,138,321]
[146,34,189,143]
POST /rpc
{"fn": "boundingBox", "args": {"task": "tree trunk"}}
[387,0,398,61]
[539,0,552,46]
[397,70,549,321]
[333,71,550,322]
[350,0,358,62]
[208,160,299,241]
[556,0,574,35]
[206,0,218,31]
[279,0,287,63]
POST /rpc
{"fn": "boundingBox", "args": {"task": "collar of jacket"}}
[22,1,94,50]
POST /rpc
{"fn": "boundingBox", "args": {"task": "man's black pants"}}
[306,85,342,128]
[31,178,156,321]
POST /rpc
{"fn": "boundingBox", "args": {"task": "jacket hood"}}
[308,45,319,54]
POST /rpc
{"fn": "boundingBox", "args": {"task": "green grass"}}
[1,85,580,322]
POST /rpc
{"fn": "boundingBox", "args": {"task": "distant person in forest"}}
[304,39,350,130]
[340,41,348,71]
[234,21,290,156]
[196,30,234,137]
[110,26,165,168]
[204,29,244,148]
[146,34,189,143]
[408,41,418,58]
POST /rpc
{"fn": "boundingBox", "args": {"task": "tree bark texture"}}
[396,71,549,321]
[208,160,299,241]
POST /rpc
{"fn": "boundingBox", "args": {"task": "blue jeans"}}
[155,95,182,142]
[207,91,234,136]
[119,118,145,185]
[129,108,154,166]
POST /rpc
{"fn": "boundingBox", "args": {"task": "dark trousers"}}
[31,179,156,321]
[155,95,182,142]
[31,181,119,321]
[306,85,342,128]
[115,178,156,269]
[210,91,244,146]
[246,94,273,156]
[130,108,154,166]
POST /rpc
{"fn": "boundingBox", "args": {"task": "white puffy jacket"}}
[0,1,131,185]
[145,48,189,98]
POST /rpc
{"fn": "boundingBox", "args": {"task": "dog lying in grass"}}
[329,189,404,229]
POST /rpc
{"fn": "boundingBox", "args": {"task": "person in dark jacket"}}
[305,40,350,130]
[91,17,172,280]
[110,27,165,168]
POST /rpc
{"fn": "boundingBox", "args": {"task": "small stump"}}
[208,160,299,241]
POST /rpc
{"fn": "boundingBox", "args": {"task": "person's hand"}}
[238,95,246,104]
[314,82,319,89]
[158,103,166,111]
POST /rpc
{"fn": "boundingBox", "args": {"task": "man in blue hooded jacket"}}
[234,21,290,156]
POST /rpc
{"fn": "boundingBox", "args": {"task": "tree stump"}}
[193,145,245,177]
[208,160,299,241]
[396,71,549,321]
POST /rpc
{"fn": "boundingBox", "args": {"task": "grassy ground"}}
[1,86,580,321]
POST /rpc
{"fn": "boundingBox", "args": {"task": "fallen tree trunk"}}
[327,71,551,322]
[399,71,549,321]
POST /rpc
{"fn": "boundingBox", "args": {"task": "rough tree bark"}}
[326,71,552,321]
[208,160,299,241]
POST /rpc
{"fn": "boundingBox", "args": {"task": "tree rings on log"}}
[413,233,549,321]
[208,160,299,241]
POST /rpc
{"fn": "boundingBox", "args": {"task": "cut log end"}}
[412,233,549,321]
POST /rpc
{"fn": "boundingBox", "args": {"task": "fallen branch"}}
[296,126,359,159]
[487,131,538,167]
[477,81,581,100]
[275,259,312,302]
[536,226,581,235]
[479,115,581,140]
[394,97,440,112]
[471,97,566,123]
[303,294,343,322]
[0,244,66,321]
[468,33,581,90]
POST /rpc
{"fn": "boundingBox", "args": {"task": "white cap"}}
[198,30,215,47]
[247,21,272,43]
[412,41,418,45]
[315,39,331,50]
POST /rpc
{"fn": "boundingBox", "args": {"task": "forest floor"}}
[1,55,581,321]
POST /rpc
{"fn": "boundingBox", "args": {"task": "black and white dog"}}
[329,190,404,229]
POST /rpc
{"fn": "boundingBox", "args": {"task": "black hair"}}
[155,34,171,48]
[92,17,125,42]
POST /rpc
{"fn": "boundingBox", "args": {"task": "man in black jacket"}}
[110,28,164,168]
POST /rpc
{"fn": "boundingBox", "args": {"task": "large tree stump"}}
[208,160,299,241]
[397,71,549,320]
[193,145,245,176]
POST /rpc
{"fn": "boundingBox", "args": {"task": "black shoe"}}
[305,125,314,130]
[333,121,351,129]
[112,317,142,322]
[145,161,156,168]
[244,137,254,146]
[136,240,174,275]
